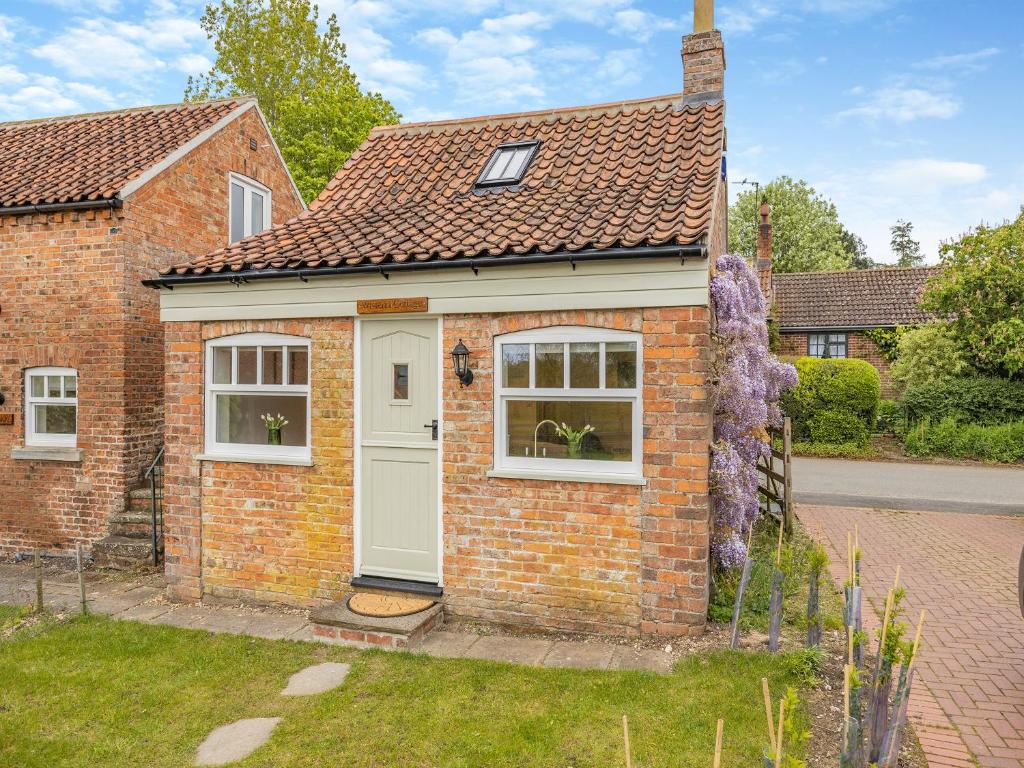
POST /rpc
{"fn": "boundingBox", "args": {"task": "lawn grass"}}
[0,605,809,767]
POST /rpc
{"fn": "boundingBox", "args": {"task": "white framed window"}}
[228,173,272,244]
[808,332,848,359]
[25,367,78,447]
[205,333,311,462]
[493,327,643,479]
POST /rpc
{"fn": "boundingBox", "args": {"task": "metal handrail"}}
[145,447,165,567]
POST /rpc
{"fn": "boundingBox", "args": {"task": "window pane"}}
[47,376,62,398]
[212,347,232,384]
[237,347,258,384]
[230,182,245,242]
[809,335,826,357]
[569,343,599,388]
[605,342,637,388]
[502,344,530,387]
[63,376,77,399]
[31,376,44,398]
[506,400,632,462]
[486,150,514,181]
[535,344,564,388]
[287,346,309,385]
[503,148,531,180]
[262,347,283,385]
[215,394,307,447]
[35,404,76,435]
[393,364,409,400]
[250,191,264,236]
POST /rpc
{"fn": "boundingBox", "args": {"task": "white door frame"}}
[352,315,444,585]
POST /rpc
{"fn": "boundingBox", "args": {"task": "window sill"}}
[11,445,83,463]
[487,468,647,486]
[195,453,314,467]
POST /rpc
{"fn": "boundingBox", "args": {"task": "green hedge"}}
[792,442,878,459]
[901,377,1024,426]
[809,409,869,447]
[783,357,881,442]
[904,418,1024,463]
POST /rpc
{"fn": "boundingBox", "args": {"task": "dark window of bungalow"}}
[808,333,848,359]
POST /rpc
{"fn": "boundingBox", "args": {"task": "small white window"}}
[228,173,272,243]
[494,327,643,478]
[205,334,310,461]
[25,367,78,447]
[476,141,540,188]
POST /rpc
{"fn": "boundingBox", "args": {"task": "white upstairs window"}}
[25,368,78,447]
[228,173,272,243]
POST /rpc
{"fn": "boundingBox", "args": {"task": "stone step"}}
[310,597,443,650]
[108,512,157,539]
[92,535,162,570]
[127,487,162,513]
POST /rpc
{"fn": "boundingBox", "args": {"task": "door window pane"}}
[534,343,564,388]
[605,342,637,388]
[237,347,258,384]
[569,342,599,388]
[215,394,307,446]
[506,400,632,462]
[212,347,232,384]
[393,364,410,400]
[35,404,76,435]
[230,182,245,242]
[502,344,530,387]
[262,347,283,385]
[287,346,309,385]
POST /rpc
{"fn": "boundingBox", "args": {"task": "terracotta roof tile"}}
[0,99,247,209]
[164,94,725,277]
[772,266,941,329]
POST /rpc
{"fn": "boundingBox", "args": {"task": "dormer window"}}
[475,141,540,189]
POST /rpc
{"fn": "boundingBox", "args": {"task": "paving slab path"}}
[281,662,351,696]
[0,563,671,673]
[800,504,1024,768]
[194,717,281,766]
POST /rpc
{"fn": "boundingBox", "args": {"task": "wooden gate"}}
[758,417,793,535]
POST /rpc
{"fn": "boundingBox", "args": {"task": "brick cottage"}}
[148,6,730,637]
[0,99,302,564]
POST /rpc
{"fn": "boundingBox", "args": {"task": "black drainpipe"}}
[0,198,124,216]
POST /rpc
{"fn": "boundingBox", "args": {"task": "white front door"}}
[358,318,440,582]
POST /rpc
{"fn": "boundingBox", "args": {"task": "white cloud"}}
[0,75,85,120]
[610,9,680,42]
[594,48,644,88]
[838,85,959,123]
[0,64,28,86]
[718,0,895,35]
[914,47,1001,74]
[36,0,121,11]
[175,53,212,74]
[869,158,987,195]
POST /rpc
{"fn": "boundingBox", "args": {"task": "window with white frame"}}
[25,368,78,447]
[808,332,848,359]
[205,334,310,461]
[228,173,272,243]
[494,327,643,477]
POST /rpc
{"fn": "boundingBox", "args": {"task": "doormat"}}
[347,593,435,618]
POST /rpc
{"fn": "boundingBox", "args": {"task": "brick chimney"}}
[682,0,726,104]
[757,196,773,301]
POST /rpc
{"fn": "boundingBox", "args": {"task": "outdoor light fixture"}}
[451,339,474,387]
[0,391,4,406]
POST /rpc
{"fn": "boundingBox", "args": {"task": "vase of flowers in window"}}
[261,413,288,446]
[554,422,595,459]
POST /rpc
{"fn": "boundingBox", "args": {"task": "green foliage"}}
[921,211,1024,379]
[808,409,869,447]
[901,376,1024,426]
[769,687,809,768]
[783,357,881,442]
[185,0,400,202]
[889,323,972,391]
[792,441,877,459]
[728,177,853,273]
[842,226,876,269]
[904,418,1024,464]
[876,399,906,435]
[862,327,910,364]
[890,220,924,267]
[783,647,826,687]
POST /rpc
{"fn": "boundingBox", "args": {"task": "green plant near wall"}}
[782,357,881,442]
[862,326,913,364]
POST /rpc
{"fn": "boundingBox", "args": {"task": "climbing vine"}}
[863,326,913,363]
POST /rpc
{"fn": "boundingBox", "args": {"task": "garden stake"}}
[767,566,784,652]
[762,678,777,755]
[806,544,824,648]
[622,715,632,768]
[713,718,724,768]
[774,699,785,768]
[34,550,43,613]
[867,574,903,764]
[729,527,755,649]
[881,611,925,768]
[76,543,87,615]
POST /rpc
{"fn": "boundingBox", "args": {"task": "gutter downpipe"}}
[143,243,708,290]
[0,198,124,216]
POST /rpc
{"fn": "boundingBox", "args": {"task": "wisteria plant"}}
[710,253,797,568]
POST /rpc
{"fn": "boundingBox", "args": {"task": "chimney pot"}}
[694,0,714,33]
[757,195,773,301]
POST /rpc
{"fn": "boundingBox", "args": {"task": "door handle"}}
[423,419,438,440]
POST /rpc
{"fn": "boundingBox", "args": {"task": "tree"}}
[185,0,399,202]
[921,211,1024,379]
[889,323,972,391]
[728,177,853,273]
[890,219,923,267]
[841,225,876,269]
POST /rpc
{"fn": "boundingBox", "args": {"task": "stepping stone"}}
[195,717,281,766]
[281,662,351,696]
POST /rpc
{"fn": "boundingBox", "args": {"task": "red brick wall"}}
[162,308,712,637]
[0,107,302,558]
[777,330,894,397]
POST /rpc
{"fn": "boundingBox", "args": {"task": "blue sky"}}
[2,0,1022,264]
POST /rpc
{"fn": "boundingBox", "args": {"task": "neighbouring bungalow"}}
[0,99,303,565]
[772,267,939,396]
[147,2,729,638]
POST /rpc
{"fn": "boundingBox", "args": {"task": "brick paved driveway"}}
[800,504,1024,768]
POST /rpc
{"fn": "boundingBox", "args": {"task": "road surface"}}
[793,457,1024,514]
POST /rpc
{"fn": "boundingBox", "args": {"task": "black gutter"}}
[0,198,123,216]
[143,243,707,289]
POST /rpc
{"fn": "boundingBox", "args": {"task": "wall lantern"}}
[450,339,474,387]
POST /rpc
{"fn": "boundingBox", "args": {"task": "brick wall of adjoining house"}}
[0,208,130,556]
[777,330,895,397]
[162,308,712,637]
[0,109,302,559]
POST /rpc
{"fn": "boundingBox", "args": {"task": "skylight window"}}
[476,141,540,188]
